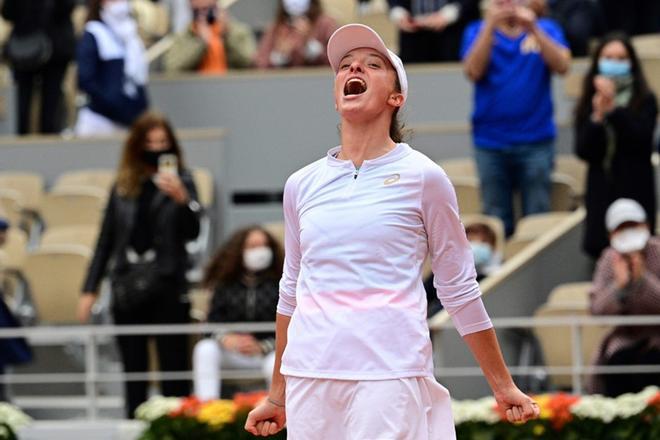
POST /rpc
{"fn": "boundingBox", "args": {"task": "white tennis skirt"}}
[284,376,456,440]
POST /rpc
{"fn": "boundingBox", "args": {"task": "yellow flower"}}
[533,424,546,436]
[533,394,553,420]
[197,400,235,428]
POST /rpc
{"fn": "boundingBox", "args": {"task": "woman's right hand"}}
[77,293,96,323]
[244,399,286,437]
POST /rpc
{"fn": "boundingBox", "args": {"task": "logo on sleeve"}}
[384,174,401,185]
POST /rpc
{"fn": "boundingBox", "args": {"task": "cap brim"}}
[327,24,391,73]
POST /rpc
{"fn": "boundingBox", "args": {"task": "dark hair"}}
[390,76,410,143]
[276,0,322,24]
[202,226,284,288]
[86,0,103,22]
[574,32,651,124]
[116,112,186,198]
[466,223,497,248]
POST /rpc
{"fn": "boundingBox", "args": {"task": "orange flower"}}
[234,391,269,411]
[649,392,660,408]
[547,393,580,430]
[170,396,203,418]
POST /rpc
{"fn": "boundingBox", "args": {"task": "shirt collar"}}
[326,143,411,168]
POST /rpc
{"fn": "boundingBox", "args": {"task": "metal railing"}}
[1,316,659,419]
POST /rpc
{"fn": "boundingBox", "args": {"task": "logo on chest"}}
[384,174,401,186]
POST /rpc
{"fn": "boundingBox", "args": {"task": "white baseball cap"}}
[605,198,647,232]
[327,23,408,102]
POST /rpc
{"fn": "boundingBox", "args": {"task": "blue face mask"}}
[470,241,493,269]
[598,58,631,77]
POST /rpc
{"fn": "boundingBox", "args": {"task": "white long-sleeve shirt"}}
[277,143,492,380]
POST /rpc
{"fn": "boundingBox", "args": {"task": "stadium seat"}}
[515,212,572,240]
[22,244,91,324]
[53,169,115,194]
[41,187,107,229]
[533,303,611,389]
[0,188,25,229]
[554,155,587,199]
[452,177,482,215]
[40,225,99,250]
[2,228,28,273]
[632,33,660,58]
[547,282,592,308]
[437,158,478,181]
[0,171,45,214]
[550,174,577,211]
[503,236,534,261]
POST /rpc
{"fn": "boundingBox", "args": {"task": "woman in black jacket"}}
[78,112,202,418]
[192,226,283,400]
[2,0,76,134]
[574,33,657,259]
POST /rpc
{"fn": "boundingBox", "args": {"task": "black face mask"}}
[193,7,217,24]
[141,149,174,168]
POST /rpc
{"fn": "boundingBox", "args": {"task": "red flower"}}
[649,392,660,408]
[170,396,203,418]
[547,393,580,430]
[234,391,269,411]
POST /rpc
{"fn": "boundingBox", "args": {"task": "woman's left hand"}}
[155,173,189,205]
[494,385,540,423]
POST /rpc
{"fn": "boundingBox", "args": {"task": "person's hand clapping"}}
[221,334,263,356]
[628,251,645,283]
[486,0,515,30]
[417,12,448,31]
[395,13,419,33]
[514,5,537,32]
[245,398,287,437]
[155,173,189,205]
[612,252,631,288]
[494,385,540,423]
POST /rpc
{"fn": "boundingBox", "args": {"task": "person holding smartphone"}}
[245,23,539,438]
[255,0,337,69]
[589,198,660,396]
[164,0,257,73]
[77,112,202,418]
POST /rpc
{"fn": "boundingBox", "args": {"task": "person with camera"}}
[255,0,337,69]
[77,112,202,418]
[2,0,76,135]
[589,198,660,396]
[163,0,257,73]
[461,0,571,237]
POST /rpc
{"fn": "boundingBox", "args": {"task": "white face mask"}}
[283,0,310,17]
[243,246,273,272]
[102,0,131,21]
[610,227,650,254]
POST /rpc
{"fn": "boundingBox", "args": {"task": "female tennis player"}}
[245,23,539,439]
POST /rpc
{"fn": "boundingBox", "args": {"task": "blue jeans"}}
[474,142,554,236]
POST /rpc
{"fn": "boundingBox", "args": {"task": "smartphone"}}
[158,154,178,176]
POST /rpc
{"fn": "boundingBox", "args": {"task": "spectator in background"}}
[2,0,76,135]
[466,222,501,279]
[77,112,202,417]
[388,0,480,63]
[599,0,660,36]
[255,0,337,69]
[75,0,149,137]
[193,226,282,400]
[589,198,660,396]
[574,33,657,259]
[548,0,605,56]
[163,0,256,73]
[0,212,32,402]
[461,0,571,236]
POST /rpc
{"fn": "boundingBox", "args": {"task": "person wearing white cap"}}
[245,23,539,438]
[589,198,660,396]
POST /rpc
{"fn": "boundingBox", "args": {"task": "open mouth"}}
[344,78,367,96]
